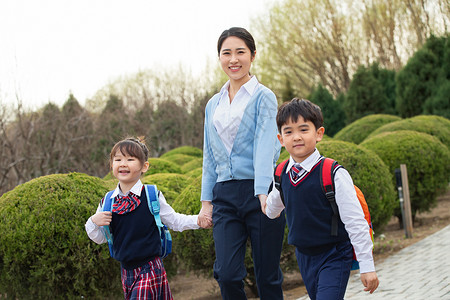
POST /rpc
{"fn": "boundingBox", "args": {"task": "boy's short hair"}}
[276,98,323,133]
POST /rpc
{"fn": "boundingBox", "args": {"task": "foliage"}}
[316,140,397,232]
[0,173,121,299]
[160,145,203,159]
[145,158,182,176]
[184,167,203,178]
[160,153,198,166]
[308,84,346,136]
[180,157,204,174]
[396,35,449,118]
[142,173,190,205]
[334,114,402,144]
[368,115,450,149]
[344,64,397,122]
[360,131,450,220]
[253,0,448,98]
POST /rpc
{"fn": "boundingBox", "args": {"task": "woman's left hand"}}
[258,194,267,214]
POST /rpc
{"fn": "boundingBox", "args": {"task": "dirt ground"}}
[170,190,450,300]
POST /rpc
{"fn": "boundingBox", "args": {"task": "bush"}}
[316,140,397,232]
[145,158,182,176]
[142,173,190,205]
[367,115,450,149]
[334,114,401,145]
[162,153,198,166]
[160,146,203,159]
[0,173,122,299]
[361,130,450,220]
[185,167,203,178]
[181,157,203,174]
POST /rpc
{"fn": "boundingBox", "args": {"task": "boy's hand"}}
[198,201,213,229]
[361,271,379,294]
[92,211,112,226]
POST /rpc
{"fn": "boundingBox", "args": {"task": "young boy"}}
[265,98,379,300]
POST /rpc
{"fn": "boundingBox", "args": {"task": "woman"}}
[198,27,286,300]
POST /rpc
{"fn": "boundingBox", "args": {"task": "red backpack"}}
[274,157,374,270]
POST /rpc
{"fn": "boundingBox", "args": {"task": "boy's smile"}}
[278,116,324,163]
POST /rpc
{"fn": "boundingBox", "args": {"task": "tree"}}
[396,35,448,117]
[253,0,448,98]
[308,84,346,136]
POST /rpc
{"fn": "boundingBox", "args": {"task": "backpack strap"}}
[274,159,289,204]
[144,185,163,235]
[101,190,115,257]
[319,157,342,237]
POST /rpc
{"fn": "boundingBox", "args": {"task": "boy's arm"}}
[265,183,285,219]
[334,168,375,273]
[361,272,379,294]
[159,191,201,231]
[85,204,107,244]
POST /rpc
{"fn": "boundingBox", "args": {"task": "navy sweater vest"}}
[282,162,349,255]
[110,191,160,269]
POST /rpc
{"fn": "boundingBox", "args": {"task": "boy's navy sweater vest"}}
[282,161,349,255]
[110,192,160,269]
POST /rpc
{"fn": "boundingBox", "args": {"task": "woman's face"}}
[219,36,255,85]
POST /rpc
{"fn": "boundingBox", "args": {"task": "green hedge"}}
[367,115,450,149]
[317,140,397,232]
[160,146,203,159]
[180,157,203,174]
[334,114,401,144]
[161,153,198,166]
[0,173,121,299]
[361,130,450,220]
[144,158,182,176]
[142,173,190,205]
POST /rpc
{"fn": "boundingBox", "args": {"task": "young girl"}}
[85,137,203,300]
[197,27,285,300]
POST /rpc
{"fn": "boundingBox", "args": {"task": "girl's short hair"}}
[217,27,256,58]
[109,137,149,166]
[276,98,323,133]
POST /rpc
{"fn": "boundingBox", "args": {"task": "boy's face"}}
[112,150,149,190]
[278,116,324,163]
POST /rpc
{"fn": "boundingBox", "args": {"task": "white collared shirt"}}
[266,149,375,274]
[213,75,259,154]
[85,180,199,244]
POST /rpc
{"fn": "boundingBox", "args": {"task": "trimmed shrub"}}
[181,157,203,174]
[361,130,450,220]
[367,115,450,149]
[316,140,397,232]
[160,146,203,159]
[144,158,182,176]
[334,114,401,145]
[162,153,198,166]
[142,173,190,205]
[185,167,203,179]
[0,173,121,299]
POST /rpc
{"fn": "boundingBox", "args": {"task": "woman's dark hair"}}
[109,136,149,167]
[217,27,256,57]
[276,98,323,133]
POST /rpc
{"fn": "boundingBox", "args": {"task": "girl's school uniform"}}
[85,180,199,300]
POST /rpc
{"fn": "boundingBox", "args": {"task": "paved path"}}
[297,225,450,300]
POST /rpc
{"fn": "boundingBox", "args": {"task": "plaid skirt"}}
[121,256,172,300]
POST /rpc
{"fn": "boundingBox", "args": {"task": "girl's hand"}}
[361,271,379,294]
[91,211,112,226]
[198,201,213,228]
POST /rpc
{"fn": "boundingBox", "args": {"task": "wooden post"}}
[400,164,413,238]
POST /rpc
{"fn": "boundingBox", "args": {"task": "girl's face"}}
[111,150,149,191]
[219,36,255,86]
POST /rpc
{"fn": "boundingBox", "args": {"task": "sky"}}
[0,0,277,109]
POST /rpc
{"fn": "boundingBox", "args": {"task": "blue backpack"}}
[101,184,172,259]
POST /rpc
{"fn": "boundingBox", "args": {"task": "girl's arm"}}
[85,204,108,244]
[159,191,200,232]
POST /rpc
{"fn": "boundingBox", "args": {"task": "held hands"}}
[91,211,112,227]
[198,201,213,229]
[361,271,379,294]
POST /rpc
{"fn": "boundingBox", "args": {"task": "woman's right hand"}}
[198,201,213,228]
[91,211,112,226]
